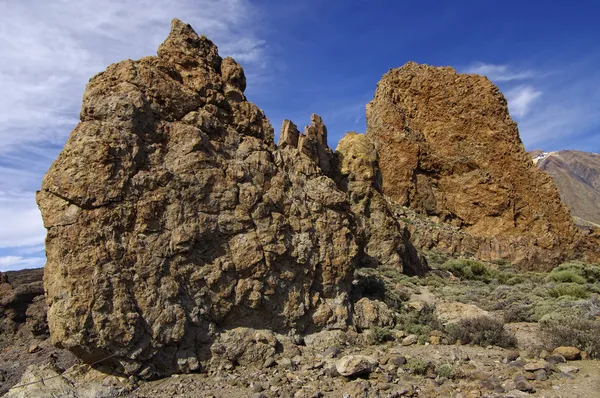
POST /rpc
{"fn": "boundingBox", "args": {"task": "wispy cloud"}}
[0,256,46,272]
[464,62,535,81]
[0,0,267,155]
[0,0,268,268]
[462,59,600,151]
[0,191,45,249]
[505,85,542,117]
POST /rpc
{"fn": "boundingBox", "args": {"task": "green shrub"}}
[441,259,497,282]
[369,326,393,344]
[446,316,517,348]
[396,303,444,336]
[436,363,454,379]
[540,315,600,358]
[546,270,586,284]
[403,358,430,375]
[552,262,600,283]
[547,284,590,299]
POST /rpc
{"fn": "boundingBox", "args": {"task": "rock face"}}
[532,150,600,229]
[366,62,583,269]
[36,19,425,377]
[0,268,48,348]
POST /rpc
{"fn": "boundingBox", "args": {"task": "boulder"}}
[366,62,584,269]
[335,355,378,377]
[36,19,426,377]
[552,346,581,360]
[352,298,395,330]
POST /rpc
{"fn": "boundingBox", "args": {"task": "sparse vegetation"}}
[396,303,444,339]
[547,284,590,299]
[441,259,497,282]
[369,326,393,344]
[436,363,454,379]
[540,315,600,358]
[446,316,517,348]
[403,358,430,375]
[546,270,586,284]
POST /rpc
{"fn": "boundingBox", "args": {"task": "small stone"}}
[401,334,418,346]
[264,357,276,368]
[552,346,581,360]
[508,359,526,368]
[534,369,547,381]
[279,357,294,369]
[323,346,341,359]
[523,360,547,371]
[502,380,517,391]
[545,354,566,364]
[513,375,534,392]
[28,344,41,354]
[557,365,579,375]
[335,355,378,377]
[250,382,264,393]
[505,390,531,398]
[389,355,407,367]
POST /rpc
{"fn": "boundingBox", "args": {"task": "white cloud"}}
[0,0,267,154]
[505,85,542,117]
[0,0,267,269]
[0,256,45,272]
[464,62,535,81]
[0,191,46,249]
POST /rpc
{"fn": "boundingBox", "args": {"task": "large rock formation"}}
[532,150,600,230]
[366,62,585,268]
[36,19,424,377]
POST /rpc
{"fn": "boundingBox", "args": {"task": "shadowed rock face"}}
[366,62,587,269]
[36,19,425,378]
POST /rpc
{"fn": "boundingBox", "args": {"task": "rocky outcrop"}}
[366,62,585,269]
[36,19,425,377]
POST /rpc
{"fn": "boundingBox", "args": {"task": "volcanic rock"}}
[36,19,425,377]
[335,355,378,377]
[0,268,48,347]
[366,62,583,269]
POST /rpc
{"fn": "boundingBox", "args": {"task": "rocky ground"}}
[4,260,600,397]
[5,329,599,397]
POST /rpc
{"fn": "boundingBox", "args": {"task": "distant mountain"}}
[531,150,600,229]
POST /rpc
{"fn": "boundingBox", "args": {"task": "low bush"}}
[503,302,533,323]
[540,315,600,358]
[446,316,517,348]
[546,270,586,284]
[436,363,454,379]
[396,303,444,338]
[368,326,393,344]
[546,284,590,299]
[403,358,430,375]
[441,259,497,282]
[551,262,600,283]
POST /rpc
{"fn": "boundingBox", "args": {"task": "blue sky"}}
[0,0,599,270]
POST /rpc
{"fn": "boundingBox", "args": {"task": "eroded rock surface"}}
[366,62,588,269]
[36,19,425,377]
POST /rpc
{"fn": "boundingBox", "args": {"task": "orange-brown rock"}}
[36,20,425,378]
[366,62,584,269]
